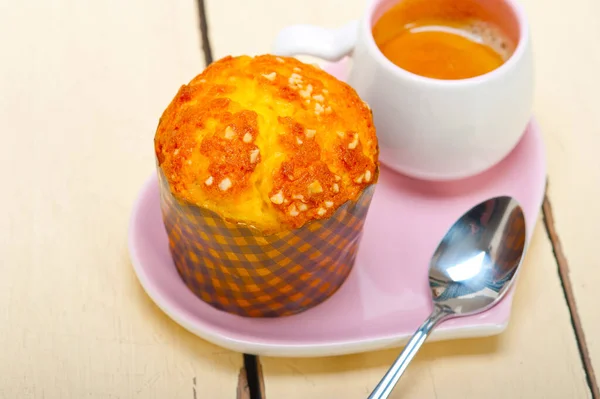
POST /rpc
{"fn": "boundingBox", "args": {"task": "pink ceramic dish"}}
[128,61,546,357]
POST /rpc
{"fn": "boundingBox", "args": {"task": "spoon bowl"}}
[368,196,526,399]
[430,195,526,316]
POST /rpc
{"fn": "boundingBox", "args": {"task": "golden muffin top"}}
[154,54,378,233]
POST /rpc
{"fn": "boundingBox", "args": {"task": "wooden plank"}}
[517,0,600,393]
[0,1,244,398]
[204,0,593,397]
[258,222,590,398]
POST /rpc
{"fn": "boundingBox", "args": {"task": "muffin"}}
[155,54,379,317]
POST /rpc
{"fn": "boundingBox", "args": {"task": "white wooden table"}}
[1,0,598,398]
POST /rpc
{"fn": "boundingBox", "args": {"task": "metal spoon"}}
[368,196,526,399]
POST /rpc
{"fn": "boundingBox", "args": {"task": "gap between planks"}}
[245,354,265,399]
[196,0,213,65]
[236,355,263,399]
[542,189,599,399]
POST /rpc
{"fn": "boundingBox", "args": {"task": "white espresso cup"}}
[273,0,533,180]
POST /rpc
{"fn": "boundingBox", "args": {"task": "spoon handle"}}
[367,306,450,399]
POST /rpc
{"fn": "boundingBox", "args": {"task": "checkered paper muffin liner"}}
[157,169,377,318]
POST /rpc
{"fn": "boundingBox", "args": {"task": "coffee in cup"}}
[372,0,516,80]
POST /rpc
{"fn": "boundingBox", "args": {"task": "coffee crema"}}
[372,0,516,80]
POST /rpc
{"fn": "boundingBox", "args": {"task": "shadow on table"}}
[262,333,500,374]
[260,335,501,397]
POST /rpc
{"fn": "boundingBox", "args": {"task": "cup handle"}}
[272,20,359,61]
